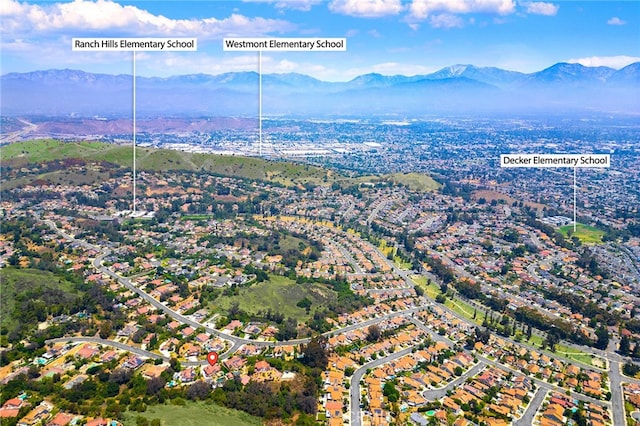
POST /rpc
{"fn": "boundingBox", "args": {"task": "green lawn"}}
[559,223,605,244]
[445,298,483,325]
[393,257,412,270]
[181,214,216,221]
[521,333,598,367]
[122,401,261,426]
[378,240,394,257]
[410,275,440,299]
[213,275,336,322]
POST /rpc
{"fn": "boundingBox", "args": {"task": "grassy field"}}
[385,172,441,192]
[122,401,261,426]
[559,223,605,244]
[410,275,441,299]
[180,214,216,221]
[1,139,351,188]
[519,332,598,367]
[0,267,78,329]
[445,298,483,325]
[471,190,546,211]
[213,275,336,322]
[378,240,394,257]
[1,139,109,163]
[393,256,412,270]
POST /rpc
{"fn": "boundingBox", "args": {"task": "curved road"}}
[43,220,429,353]
[45,218,631,424]
[44,336,225,367]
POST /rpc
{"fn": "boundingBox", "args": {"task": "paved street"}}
[515,388,548,426]
[350,346,417,426]
[43,218,639,425]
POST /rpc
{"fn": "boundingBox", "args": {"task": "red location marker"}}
[207,351,219,366]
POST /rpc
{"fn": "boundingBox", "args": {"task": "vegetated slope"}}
[384,172,441,192]
[214,275,336,323]
[121,401,262,426]
[1,139,339,187]
[0,268,80,332]
[2,140,444,190]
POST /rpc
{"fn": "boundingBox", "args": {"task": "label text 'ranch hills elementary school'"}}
[72,38,197,51]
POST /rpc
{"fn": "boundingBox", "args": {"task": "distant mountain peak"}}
[1,63,638,116]
[446,64,471,76]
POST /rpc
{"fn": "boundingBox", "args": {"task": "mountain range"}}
[1,62,638,117]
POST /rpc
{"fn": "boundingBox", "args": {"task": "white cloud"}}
[522,2,558,16]
[1,35,133,72]
[141,52,263,76]
[410,0,516,20]
[0,0,296,38]
[274,0,322,11]
[607,17,626,26]
[429,13,465,28]
[242,0,322,11]
[329,0,404,18]
[567,55,640,69]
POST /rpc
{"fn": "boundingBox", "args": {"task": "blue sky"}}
[1,0,638,80]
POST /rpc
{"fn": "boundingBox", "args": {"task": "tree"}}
[595,326,610,350]
[227,302,242,320]
[623,363,640,377]
[366,325,381,343]
[276,317,298,341]
[296,298,312,313]
[474,327,491,344]
[301,335,329,369]
[146,376,166,395]
[109,368,132,385]
[131,328,146,344]
[186,380,210,400]
[99,320,112,339]
[297,395,317,414]
[295,413,316,425]
[633,343,640,359]
[383,381,400,403]
[619,335,631,356]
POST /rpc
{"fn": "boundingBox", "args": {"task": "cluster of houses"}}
[469,331,609,402]
[537,391,609,426]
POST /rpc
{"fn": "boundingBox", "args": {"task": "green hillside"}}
[1,139,336,187]
[2,140,442,190]
[122,401,261,426]
[0,267,80,332]
[384,172,441,192]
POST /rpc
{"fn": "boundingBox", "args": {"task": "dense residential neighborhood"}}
[1,126,639,426]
